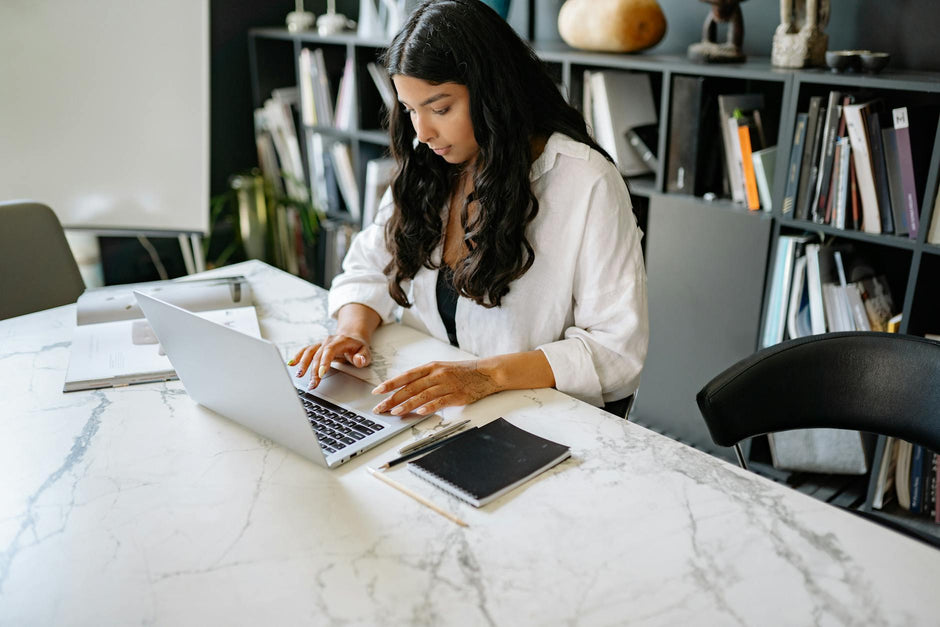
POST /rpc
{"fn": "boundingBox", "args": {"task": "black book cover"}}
[666,75,705,195]
[408,418,571,507]
[866,108,896,235]
[782,113,808,215]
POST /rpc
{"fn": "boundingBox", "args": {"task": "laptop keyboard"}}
[296,389,384,454]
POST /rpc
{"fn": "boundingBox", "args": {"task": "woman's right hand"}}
[289,332,372,389]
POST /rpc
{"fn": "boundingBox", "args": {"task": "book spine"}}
[738,123,760,211]
[881,127,909,236]
[930,188,940,245]
[812,92,842,223]
[804,243,827,334]
[910,444,925,514]
[893,107,921,239]
[753,148,774,211]
[798,105,826,221]
[782,113,808,215]
[824,140,842,225]
[844,104,882,234]
[835,139,851,229]
[866,111,895,235]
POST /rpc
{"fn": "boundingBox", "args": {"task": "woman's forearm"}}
[335,302,382,342]
[478,350,556,393]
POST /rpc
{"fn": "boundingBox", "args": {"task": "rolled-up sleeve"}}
[327,200,399,323]
[537,168,649,406]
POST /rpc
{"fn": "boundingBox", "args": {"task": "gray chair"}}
[0,200,85,320]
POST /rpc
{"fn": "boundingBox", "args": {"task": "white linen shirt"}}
[328,132,649,407]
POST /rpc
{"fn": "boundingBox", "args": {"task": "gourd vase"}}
[558,0,666,53]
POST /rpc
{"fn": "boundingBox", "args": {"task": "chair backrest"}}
[0,200,85,320]
[696,332,940,455]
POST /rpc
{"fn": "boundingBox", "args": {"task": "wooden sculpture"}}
[771,0,831,68]
[688,0,747,63]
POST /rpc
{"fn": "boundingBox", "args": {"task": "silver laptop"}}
[134,291,430,468]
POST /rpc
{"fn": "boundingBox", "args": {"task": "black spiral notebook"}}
[407,418,571,507]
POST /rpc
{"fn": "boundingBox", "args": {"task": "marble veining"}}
[1,261,939,626]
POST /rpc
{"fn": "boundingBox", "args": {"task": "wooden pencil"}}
[367,467,468,528]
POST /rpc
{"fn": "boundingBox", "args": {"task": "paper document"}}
[64,276,259,392]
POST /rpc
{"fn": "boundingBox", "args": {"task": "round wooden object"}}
[558,0,666,53]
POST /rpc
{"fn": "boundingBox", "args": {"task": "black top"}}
[436,266,459,347]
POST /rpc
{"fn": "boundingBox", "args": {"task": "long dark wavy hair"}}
[381,0,610,308]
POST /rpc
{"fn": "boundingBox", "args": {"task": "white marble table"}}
[2,260,939,626]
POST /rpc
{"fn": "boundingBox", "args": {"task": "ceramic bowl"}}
[825,50,862,73]
[860,51,891,73]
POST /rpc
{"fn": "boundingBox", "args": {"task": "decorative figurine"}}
[688,0,748,63]
[286,0,315,32]
[771,0,830,68]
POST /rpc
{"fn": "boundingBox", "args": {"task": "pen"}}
[398,419,471,455]
[380,425,477,470]
[367,467,468,527]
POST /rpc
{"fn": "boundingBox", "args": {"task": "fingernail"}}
[372,404,384,413]
[295,370,302,377]
[288,359,296,366]
[371,385,384,394]
[318,365,328,377]
[416,406,427,415]
[355,355,365,366]
[391,406,403,416]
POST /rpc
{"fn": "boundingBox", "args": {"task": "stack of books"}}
[781,92,938,239]
[872,439,940,523]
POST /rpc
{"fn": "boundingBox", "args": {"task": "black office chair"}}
[0,200,86,320]
[697,331,940,547]
[696,332,940,463]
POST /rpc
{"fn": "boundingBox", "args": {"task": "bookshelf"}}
[246,29,940,541]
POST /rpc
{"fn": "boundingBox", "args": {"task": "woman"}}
[291,0,648,417]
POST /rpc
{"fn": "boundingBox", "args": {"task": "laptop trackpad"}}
[302,370,422,427]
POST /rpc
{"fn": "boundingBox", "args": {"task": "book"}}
[795,97,824,221]
[782,113,808,215]
[736,119,761,210]
[930,186,940,245]
[333,57,356,130]
[366,61,396,111]
[786,255,811,340]
[866,109,896,235]
[717,93,765,204]
[896,440,913,510]
[881,127,910,237]
[582,69,593,129]
[803,243,827,335]
[592,71,657,177]
[363,157,396,227]
[892,107,921,239]
[844,102,882,234]
[830,138,851,229]
[761,235,809,348]
[64,276,260,392]
[752,145,776,212]
[872,437,898,510]
[408,418,571,507]
[910,444,927,514]
[330,141,361,220]
[810,91,842,223]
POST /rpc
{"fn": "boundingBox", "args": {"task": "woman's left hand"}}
[371,360,501,416]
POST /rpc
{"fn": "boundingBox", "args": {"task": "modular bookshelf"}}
[247,28,940,542]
